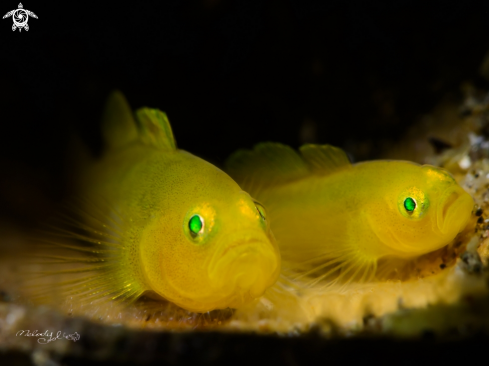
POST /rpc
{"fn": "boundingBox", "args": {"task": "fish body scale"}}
[29,91,281,314]
[226,144,475,285]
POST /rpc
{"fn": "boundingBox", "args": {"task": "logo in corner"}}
[3,3,37,32]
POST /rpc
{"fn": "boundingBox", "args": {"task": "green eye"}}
[255,203,266,221]
[404,197,416,212]
[189,214,204,237]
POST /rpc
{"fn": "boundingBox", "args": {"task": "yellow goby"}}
[37,92,280,313]
[226,143,474,285]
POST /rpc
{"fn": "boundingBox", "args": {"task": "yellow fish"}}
[226,143,475,286]
[32,92,280,313]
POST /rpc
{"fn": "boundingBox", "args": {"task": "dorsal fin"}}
[135,108,177,150]
[226,142,351,191]
[225,143,310,190]
[101,90,139,149]
[299,144,351,175]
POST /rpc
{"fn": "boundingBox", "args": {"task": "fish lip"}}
[220,239,262,257]
[206,229,275,269]
[206,236,279,296]
[437,188,472,234]
[441,190,459,219]
[208,238,270,278]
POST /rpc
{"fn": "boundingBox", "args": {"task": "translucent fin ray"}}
[225,142,351,193]
[135,107,177,150]
[101,90,139,150]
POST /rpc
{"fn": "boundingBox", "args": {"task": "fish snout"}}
[208,234,280,299]
[437,188,474,235]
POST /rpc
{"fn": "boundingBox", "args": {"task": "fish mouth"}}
[207,235,280,300]
[220,239,258,257]
[437,188,474,235]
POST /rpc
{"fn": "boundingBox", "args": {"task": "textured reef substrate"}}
[2,88,489,365]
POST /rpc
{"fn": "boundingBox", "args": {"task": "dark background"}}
[1,2,489,364]
[1,0,489,224]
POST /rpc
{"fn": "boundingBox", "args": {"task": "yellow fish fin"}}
[22,196,146,310]
[225,142,310,191]
[135,108,177,150]
[101,90,139,150]
[283,246,378,289]
[226,142,351,192]
[101,90,177,151]
[299,144,351,175]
